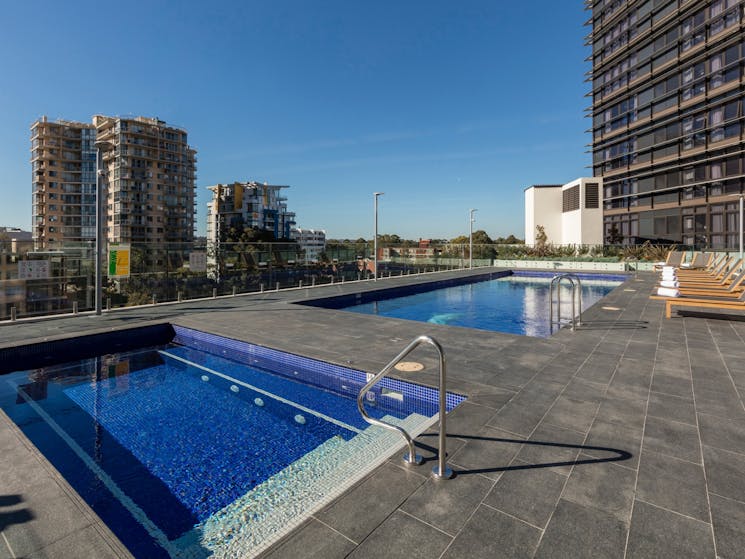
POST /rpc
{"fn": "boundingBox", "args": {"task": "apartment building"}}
[590,0,744,247]
[206,181,297,244]
[30,115,197,250]
[30,118,96,249]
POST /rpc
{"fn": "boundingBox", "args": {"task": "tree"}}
[606,224,623,245]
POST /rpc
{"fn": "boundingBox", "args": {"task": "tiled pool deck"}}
[1,268,744,558]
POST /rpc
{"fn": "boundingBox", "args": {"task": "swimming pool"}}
[0,325,465,558]
[303,271,625,337]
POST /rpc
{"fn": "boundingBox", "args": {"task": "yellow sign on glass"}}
[108,244,131,277]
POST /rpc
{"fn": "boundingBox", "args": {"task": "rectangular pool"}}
[0,325,465,558]
[302,271,625,337]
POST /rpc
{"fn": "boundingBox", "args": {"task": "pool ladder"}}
[549,273,583,332]
[357,335,453,480]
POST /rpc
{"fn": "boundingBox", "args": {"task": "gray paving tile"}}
[399,471,494,535]
[483,459,566,528]
[703,445,745,504]
[442,504,541,559]
[263,518,355,559]
[636,450,709,522]
[347,511,451,559]
[583,418,641,469]
[626,500,715,559]
[25,525,132,559]
[650,373,694,399]
[515,422,586,475]
[534,499,627,559]
[1,485,92,558]
[642,416,701,463]
[693,387,745,420]
[646,392,697,426]
[542,396,600,433]
[596,397,646,431]
[709,494,745,559]
[561,454,636,522]
[438,401,497,437]
[315,462,426,543]
[449,425,524,480]
[698,413,745,454]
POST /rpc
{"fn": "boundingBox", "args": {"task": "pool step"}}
[171,412,434,559]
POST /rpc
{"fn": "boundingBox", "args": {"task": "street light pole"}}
[374,192,384,281]
[469,208,477,269]
[94,140,113,315]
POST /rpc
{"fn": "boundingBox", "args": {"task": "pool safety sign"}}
[108,244,131,277]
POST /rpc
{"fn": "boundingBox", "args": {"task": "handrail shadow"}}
[0,494,34,530]
[415,432,632,476]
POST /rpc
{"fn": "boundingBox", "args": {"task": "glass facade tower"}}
[590,0,744,247]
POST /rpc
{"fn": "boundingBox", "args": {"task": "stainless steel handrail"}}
[357,335,453,480]
[549,273,583,332]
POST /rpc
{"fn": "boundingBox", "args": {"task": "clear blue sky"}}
[0,1,590,241]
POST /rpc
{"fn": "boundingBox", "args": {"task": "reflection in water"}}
[345,277,620,338]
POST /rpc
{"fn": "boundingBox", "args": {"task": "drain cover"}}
[394,361,424,372]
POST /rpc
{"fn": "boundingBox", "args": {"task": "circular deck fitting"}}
[394,361,425,372]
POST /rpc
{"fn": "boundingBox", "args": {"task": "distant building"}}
[291,228,326,262]
[206,181,297,244]
[381,239,437,260]
[30,115,197,250]
[524,178,604,246]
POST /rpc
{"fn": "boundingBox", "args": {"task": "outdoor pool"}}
[0,325,464,558]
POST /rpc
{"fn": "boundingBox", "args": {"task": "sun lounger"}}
[661,290,745,318]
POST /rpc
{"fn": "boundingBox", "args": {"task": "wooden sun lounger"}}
[662,292,745,318]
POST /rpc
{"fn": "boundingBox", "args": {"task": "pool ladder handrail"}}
[549,273,583,332]
[357,335,454,480]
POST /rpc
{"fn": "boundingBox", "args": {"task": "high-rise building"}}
[589,0,744,247]
[30,117,97,249]
[30,115,197,250]
[206,181,297,245]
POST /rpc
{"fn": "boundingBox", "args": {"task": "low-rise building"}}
[524,178,604,246]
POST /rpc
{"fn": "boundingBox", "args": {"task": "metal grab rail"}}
[357,335,453,480]
[549,273,583,332]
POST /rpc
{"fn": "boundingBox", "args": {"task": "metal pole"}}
[374,192,384,281]
[469,209,477,269]
[95,147,102,315]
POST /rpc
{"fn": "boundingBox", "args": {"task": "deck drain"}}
[602,306,621,311]
[394,361,424,372]
[623,289,636,292]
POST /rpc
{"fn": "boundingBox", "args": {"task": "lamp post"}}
[94,140,114,315]
[469,208,477,269]
[374,192,384,281]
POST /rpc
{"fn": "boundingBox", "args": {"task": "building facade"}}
[30,115,197,250]
[524,178,604,246]
[590,0,744,247]
[206,181,297,244]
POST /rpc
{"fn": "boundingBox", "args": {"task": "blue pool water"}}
[0,326,464,558]
[340,272,624,337]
